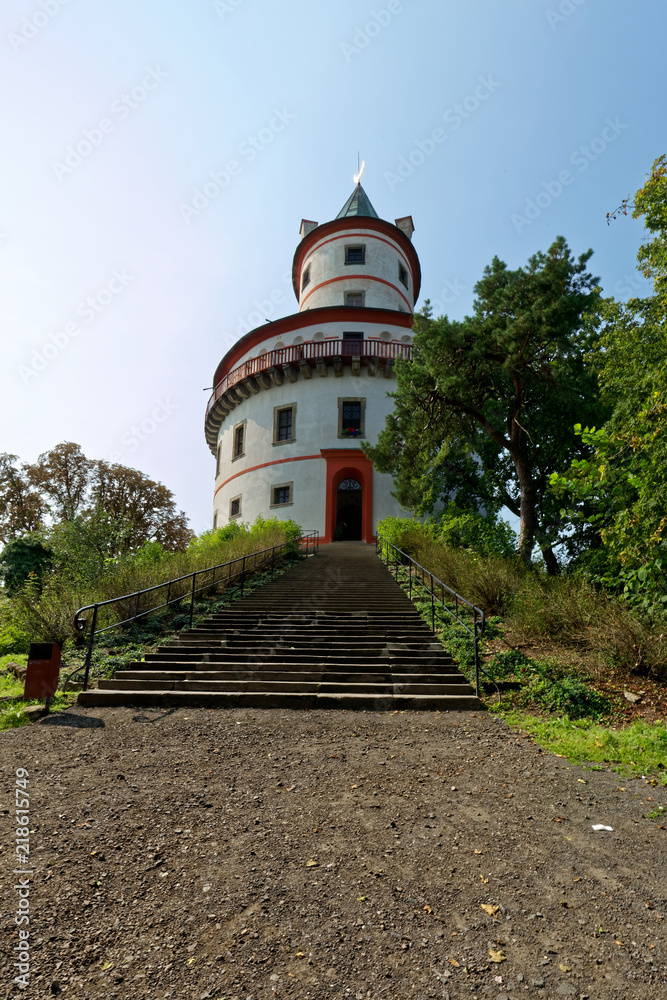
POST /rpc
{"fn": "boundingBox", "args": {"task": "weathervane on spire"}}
[353,152,365,185]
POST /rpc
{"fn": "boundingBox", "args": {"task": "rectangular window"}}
[273,404,296,445]
[232,422,245,459]
[216,442,222,477]
[230,496,241,518]
[398,263,408,287]
[338,397,366,438]
[301,265,311,290]
[343,401,362,430]
[345,245,365,264]
[213,511,218,529]
[271,482,293,507]
[277,409,292,440]
[345,291,364,307]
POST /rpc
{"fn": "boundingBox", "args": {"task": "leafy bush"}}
[521,671,612,720]
[378,516,524,615]
[431,503,517,558]
[0,612,30,655]
[0,536,53,595]
[486,648,532,680]
[376,516,434,560]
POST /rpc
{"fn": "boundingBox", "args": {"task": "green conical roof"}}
[335,183,379,220]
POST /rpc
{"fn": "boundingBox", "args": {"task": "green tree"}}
[551,156,667,601]
[365,237,604,572]
[0,537,53,595]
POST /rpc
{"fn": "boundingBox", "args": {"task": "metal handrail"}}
[375,534,486,698]
[206,338,413,417]
[74,531,319,691]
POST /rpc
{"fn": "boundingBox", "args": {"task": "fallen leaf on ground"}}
[447,958,460,967]
[481,904,500,917]
[559,963,572,972]
[305,859,318,867]
[488,948,506,963]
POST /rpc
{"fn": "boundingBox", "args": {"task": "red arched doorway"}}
[321,449,374,544]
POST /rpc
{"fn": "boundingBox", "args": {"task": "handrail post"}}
[473,609,480,699]
[430,573,435,632]
[241,555,246,595]
[82,604,99,692]
[189,572,196,629]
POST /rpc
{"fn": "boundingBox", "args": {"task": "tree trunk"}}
[513,449,539,566]
[541,544,560,576]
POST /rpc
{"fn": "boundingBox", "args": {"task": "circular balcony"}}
[204,337,413,453]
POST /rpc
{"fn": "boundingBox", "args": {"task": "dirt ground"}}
[1,705,665,1000]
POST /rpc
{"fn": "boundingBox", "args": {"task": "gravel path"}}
[1,705,665,999]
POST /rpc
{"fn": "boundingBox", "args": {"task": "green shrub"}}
[431,503,517,558]
[521,672,612,720]
[486,648,532,680]
[376,516,434,560]
[0,616,30,656]
[379,517,524,615]
[0,537,53,595]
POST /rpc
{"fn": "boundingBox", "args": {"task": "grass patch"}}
[0,691,77,731]
[0,652,28,672]
[495,710,667,784]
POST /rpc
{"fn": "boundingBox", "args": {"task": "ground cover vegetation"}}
[371,155,667,779]
[0,443,303,725]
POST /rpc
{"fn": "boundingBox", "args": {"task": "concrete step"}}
[98,678,474,695]
[78,689,481,711]
[138,658,456,671]
[114,669,467,683]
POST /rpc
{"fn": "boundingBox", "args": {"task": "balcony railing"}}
[206,338,413,418]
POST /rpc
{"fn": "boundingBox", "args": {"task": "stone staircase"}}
[78,543,481,711]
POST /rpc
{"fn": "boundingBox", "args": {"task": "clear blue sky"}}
[1,0,665,532]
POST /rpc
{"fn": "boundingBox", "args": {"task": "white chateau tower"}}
[204,183,421,543]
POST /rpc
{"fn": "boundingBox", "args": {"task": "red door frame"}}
[321,448,374,544]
